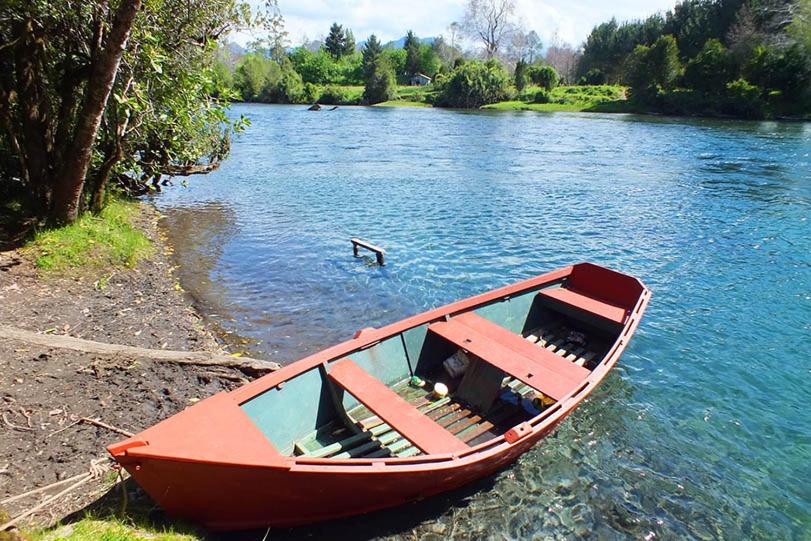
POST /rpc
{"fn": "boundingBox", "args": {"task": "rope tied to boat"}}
[0,457,118,532]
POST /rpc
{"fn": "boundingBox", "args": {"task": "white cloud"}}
[233,0,679,49]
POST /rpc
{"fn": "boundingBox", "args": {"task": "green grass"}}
[329,85,365,102]
[485,85,630,113]
[31,517,199,541]
[25,199,153,273]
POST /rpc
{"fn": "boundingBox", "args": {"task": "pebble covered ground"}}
[0,205,251,531]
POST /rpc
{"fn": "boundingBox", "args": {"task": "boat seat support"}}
[429,316,588,402]
[327,358,468,455]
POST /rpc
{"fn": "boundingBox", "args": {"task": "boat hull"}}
[123,419,563,529]
[111,262,650,530]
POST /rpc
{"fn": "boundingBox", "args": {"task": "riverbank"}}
[0,202,256,538]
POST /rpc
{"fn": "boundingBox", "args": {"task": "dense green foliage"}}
[0,0,254,223]
[579,0,811,118]
[624,35,682,100]
[219,24,444,104]
[364,60,398,104]
[528,65,560,90]
[433,60,511,108]
[362,34,397,103]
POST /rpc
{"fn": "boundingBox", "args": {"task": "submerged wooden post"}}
[351,238,386,266]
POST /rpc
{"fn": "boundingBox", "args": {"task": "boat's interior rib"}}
[277,284,623,461]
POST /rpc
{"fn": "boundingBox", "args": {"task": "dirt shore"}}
[0,205,252,532]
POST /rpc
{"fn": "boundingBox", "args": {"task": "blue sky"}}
[236,0,679,48]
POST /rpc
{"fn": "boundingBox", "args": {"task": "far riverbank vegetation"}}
[1,0,809,229]
[215,0,810,119]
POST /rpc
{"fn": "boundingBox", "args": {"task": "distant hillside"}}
[383,36,435,49]
[356,35,436,50]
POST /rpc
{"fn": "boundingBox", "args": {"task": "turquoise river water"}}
[153,104,810,540]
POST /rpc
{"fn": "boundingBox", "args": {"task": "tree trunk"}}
[50,0,141,225]
[90,140,123,213]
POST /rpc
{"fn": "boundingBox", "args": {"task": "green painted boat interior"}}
[240,285,620,457]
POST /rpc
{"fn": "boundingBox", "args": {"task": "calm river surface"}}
[154,104,810,540]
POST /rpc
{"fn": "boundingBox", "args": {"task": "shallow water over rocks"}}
[154,105,810,540]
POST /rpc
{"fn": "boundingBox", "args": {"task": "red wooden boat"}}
[109,262,650,530]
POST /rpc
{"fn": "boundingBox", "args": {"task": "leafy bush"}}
[723,79,764,118]
[514,59,529,90]
[264,63,305,103]
[318,86,348,105]
[303,82,320,103]
[434,60,511,108]
[528,65,559,90]
[533,89,551,103]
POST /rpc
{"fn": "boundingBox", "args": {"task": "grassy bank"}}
[23,199,153,274]
[484,85,629,113]
[313,84,628,112]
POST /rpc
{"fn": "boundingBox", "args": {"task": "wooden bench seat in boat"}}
[453,312,590,383]
[537,287,629,325]
[429,317,588,402]
[327,359,468,455]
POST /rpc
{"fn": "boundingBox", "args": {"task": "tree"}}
[382,48,407,80]
[362,34,383,79]
[343,29,356,56]
[289,47,340,83]
[325,23,346,58]
[460,0,517,58]
[514,58,529,90]
[419,44,441,77]
[578,15,666,83]
[235,54,277,101]
[404,31,421,77]
[364,58,397,103]
[745,43,811,96]
[50,0,142,223]
[0,0,255,223]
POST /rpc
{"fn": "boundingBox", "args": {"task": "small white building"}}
[410,73,432,86]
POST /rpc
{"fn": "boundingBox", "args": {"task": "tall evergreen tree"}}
[404,30,421,77]
[343,29,356,56]
[362,34,383,78]
[514,58,529,90]
[325,23,346,58]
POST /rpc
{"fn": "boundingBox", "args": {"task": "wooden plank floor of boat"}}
[291,320,605,459]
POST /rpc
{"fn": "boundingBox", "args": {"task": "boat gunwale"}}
[227,262,651,469]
